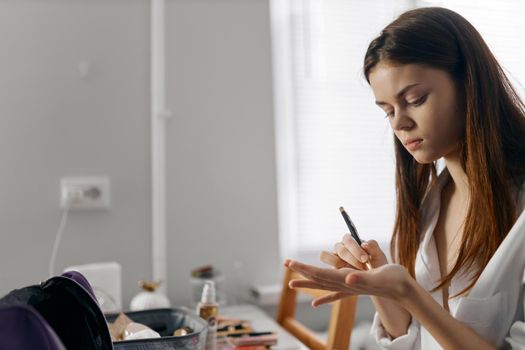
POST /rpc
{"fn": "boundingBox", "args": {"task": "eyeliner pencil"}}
[339,206,363,245]
[339,206,372,269]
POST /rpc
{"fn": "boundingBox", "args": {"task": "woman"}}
[284,7,525,349]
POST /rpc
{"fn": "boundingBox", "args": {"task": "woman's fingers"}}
[345,271,362,286]
[288,278,341,291]
[285,259,412,300]
[286,259,350,286]
[334,241,366,270]
[361,239,388,267]
[285,259,396,295]
[342,234,370,264]
[312,291,348,307]
[344,269,382,296]
[320,251,350,269]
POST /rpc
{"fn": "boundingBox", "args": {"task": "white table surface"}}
[220,304,304,350]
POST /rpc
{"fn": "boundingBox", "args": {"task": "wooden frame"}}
[276,268,357,350]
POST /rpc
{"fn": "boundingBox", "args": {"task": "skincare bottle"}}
[196,280,218,350]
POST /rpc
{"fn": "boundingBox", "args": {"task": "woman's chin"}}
[412,152,438,164]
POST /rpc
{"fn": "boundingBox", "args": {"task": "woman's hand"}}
[284,259,413,307]
[325,236,388,270]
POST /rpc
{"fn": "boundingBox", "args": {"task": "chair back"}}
[276,267,357,350]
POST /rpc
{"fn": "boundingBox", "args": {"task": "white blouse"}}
[371,169,525,349]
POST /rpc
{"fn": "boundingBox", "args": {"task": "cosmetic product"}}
[197,280,219,350]
[173,326,194,336]
[129,280,170,311]
[190,265,226,306]
[339,206,372,270]
[227,332,277,347]
[123,322,161,340]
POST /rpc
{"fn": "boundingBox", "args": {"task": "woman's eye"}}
[408,94,428,106]
[384,111,394,119]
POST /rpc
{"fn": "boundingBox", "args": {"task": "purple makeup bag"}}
[0,304,66,350]
[0,271,113,350]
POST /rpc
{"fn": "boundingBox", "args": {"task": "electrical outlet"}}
[60,176,110,210]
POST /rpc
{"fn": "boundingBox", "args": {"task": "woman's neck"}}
[443,150,469,203]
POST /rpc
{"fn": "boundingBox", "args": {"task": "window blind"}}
[272,0,525,260]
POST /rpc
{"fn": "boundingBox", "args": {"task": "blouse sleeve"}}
[371,312,421,350]
[505,269,525,349]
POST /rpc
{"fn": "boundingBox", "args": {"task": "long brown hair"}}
[363,7,525,295]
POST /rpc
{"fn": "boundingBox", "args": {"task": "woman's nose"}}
[390,110,414,131]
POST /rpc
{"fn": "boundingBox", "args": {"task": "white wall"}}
[0,0,151,300]
[164,0,282,306]
[0,0,282,308]
[0,0,152,304]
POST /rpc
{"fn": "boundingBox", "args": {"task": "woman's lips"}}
[405,139,423,151]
